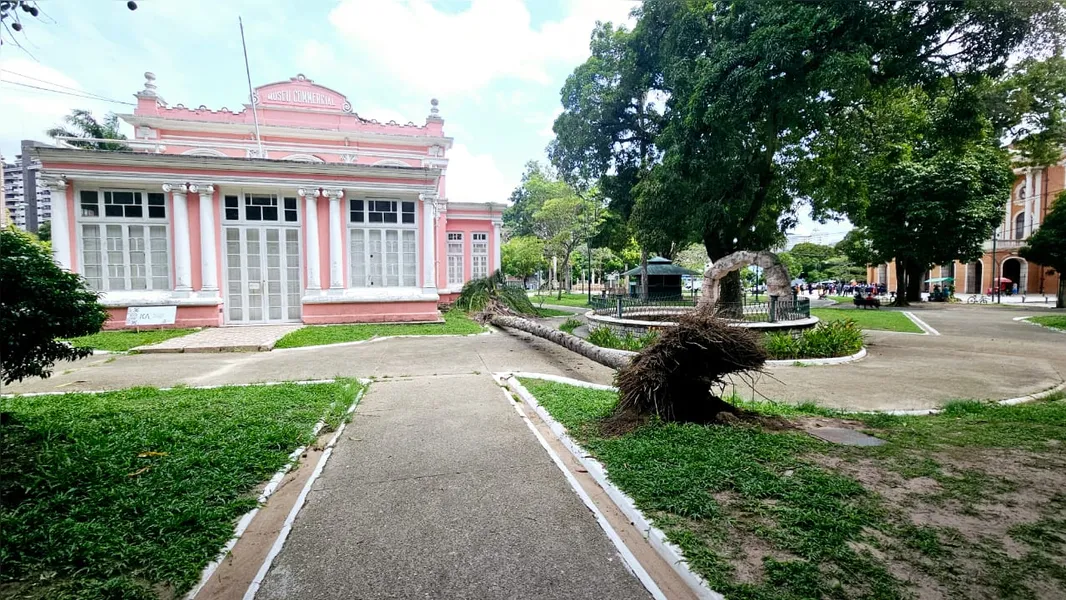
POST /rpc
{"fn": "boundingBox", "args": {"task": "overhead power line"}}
[0,78,135,105]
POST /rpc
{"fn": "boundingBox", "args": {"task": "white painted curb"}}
[500,373,725,600]
[493,379,669,600]
[766,346,867,367]
[902,311,940,336]
[242,380,370,600]
[879,379,1066,416]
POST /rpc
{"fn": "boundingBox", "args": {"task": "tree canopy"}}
[46,109,130,151]
[548,0,1063,304]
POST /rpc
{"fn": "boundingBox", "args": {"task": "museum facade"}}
[38,73,503,327]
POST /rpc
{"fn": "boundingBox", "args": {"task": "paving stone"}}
[806,427,886,446]
[134,325,302,353]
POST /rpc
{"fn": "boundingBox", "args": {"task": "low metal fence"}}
[590,294,810,323]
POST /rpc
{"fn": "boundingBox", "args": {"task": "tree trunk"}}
[1057,278,1065,309]
[640,249,649,300]
[718,270,744,318]
[489,315,633,370]
[892,258,909,307]
[905,263,924,302]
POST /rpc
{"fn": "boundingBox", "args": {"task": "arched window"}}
[280,153,325,163]
[1015,211,1026,239]
[181,148,227,157]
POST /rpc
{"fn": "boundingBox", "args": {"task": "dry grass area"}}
[520,377,1066,600]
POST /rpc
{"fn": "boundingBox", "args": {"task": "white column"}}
[164,183,193,291]
[194,184,218,292]
[1033,168,1043,230]
[492,220,502,274]
[48,179,72,270]
[326,189,344,290]
[420,194,437,292]
[299,188,320,291]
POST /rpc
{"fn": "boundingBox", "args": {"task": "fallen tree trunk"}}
[488,314,632,370]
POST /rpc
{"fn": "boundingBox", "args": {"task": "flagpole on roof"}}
[239,16,265,158]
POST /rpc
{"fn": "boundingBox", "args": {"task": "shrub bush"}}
[764,319,864,360]
[559,318,582,334]
[587,326,658,352]
[1,228,108,383]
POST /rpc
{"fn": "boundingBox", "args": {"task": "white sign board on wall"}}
[126,306,177,327]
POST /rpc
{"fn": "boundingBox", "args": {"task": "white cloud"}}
[0,59,123,158]
[327,0,636,95]
[445,143,515,204]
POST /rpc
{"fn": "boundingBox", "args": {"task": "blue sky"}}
[0,0,848,238]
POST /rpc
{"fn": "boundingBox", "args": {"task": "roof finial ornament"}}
[428,98,441,120]
[143,72,157,96]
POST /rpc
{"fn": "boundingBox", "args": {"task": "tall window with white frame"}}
[471,232,489,279]
[78,189,169,292]
[348,198,417,287]
[447,232,464,287]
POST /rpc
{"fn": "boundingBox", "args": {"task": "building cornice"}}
[118,114,454,149]
[35,147,441,181]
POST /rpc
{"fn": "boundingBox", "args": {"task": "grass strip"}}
[67,328,198,352]
[1029,315,1066,331]
[0,380,361,599]
[811,307,922,333]
[273,310,484,349]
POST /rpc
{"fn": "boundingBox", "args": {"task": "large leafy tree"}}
[1,228,108,383]
[501,236,546,286]
[1021,191,1066,307]
[554,0,1061,305]
[46,109,130,151]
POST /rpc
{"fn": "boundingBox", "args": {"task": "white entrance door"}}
[224,226,301,323]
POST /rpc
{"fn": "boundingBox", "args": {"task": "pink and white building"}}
[37,73,504,328]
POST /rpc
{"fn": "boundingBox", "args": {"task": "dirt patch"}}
[807,447,1066,598]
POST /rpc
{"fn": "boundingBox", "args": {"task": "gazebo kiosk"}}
[623,257,698,300]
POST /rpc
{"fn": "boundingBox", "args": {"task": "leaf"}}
[137,451,168,458]
[127,466,151,477]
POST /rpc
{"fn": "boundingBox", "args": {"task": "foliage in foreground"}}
[615,312,767,423]
[764,320,864,360]
[1,228,109,384]
[454,271,537,315]
[520,378,1066,599]
[0,381,360,599]
[67,328,198,352]
[273,310,483,349]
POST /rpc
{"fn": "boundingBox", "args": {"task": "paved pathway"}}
[255,374,650,600]
[135,324,302,353]
[3,306,1062,411]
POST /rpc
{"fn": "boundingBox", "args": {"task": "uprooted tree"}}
[459,270,768,425]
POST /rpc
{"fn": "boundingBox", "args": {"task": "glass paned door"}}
[224,226,301,323]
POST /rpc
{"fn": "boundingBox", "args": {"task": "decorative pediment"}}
[253,74,352,113]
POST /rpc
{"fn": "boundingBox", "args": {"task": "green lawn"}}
[67,328,198,352]
[811,307,922,333]
[530,292,594,308]
[1029,315,1066,331]
[0,380,361,599]
[274,310,484,349]
[519,378,1066,599]
[535,307,576,317]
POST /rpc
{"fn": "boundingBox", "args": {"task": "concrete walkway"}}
[255,374,650,599]
[135,324,302,353]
